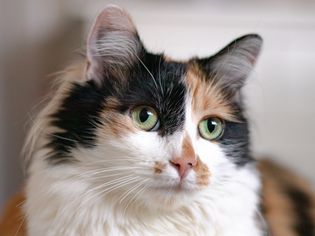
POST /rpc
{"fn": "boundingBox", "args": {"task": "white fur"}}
[25,76,263,235]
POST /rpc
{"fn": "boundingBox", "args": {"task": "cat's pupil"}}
[139,108,150,122]
[207,120,216,133]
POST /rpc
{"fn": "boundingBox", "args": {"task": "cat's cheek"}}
[192,158,211,187]
[194,139,228,183]
[150,164,180,187]
[123,131,169,157]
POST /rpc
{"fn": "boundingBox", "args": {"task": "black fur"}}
[47,52,187,163]
[286,186,314,236]
[219,119,252,166]
[47,81,109,163]
[217,100,252,166]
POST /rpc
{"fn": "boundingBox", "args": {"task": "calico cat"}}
[0,5,314,236]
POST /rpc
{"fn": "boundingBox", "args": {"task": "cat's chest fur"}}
[25,162,262,236]
[26,194,260,236]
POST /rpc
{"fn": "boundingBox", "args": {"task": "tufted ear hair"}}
[196,34,263,93]
[86,5,143,82]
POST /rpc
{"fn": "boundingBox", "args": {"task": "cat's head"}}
[36,6,262,210]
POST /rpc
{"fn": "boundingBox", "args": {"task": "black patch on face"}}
[47,80,110,163]
[286,186,314,236]
[118,53,187,136]
[47,52,187,163]
[217,104,253,166]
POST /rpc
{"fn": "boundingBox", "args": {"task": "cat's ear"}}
[86,5,143,82]
[197,34,262,93]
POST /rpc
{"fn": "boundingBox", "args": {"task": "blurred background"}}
[0,0,315,212]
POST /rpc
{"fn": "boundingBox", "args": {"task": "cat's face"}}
[47,6,262,210]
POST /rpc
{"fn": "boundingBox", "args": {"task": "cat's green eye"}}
[198,117,224,140]
[131,106,159,131]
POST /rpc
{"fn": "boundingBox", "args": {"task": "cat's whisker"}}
[14,214,26,236]
[82,163,150,171]
[134,54,159,91]
[83,172,127,179]
[82,172,142,181]
[86,177,142,202]
[84,158,145,164]
[85,175,137,194]
[101,177,142,195]
[81,162,141,170]
[80,166,143,174]
[122,180,149,216]
[49,134,79,143]
[78,173,127,181]
[158,56,164,97]
[87,120,101,129]
[80,167,144,175]
[83,175,140,201]
[88,175,134,192]
[78,167,142,176]
[118,178,148,204]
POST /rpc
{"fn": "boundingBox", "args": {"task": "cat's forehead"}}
[114,53,237,134]
[184,63,238,122]
[131,54,237,120]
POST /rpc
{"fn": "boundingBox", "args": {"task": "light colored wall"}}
[0,0,80,211]
[1,0,314,211]
[0,39,6,213]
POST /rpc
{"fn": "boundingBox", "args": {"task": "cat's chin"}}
[147,193,197,211]
[140,183,200,210]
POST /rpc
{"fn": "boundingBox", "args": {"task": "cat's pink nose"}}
[170,157,197,179]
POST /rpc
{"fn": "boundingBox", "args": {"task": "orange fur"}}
[180,134,196,164]
[97,100,136,138]
[0,192,26,236]
[193,156,211,186]
[153,161,166,174]
[186,65,237,122]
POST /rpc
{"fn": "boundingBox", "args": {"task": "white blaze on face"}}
[182,95,229,187]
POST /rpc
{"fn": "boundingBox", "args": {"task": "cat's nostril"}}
[169,159,195,179]
[169,160,180,170]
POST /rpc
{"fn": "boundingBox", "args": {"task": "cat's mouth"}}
[149,180,197,193]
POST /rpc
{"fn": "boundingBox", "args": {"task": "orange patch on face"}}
[185,64,237,122]
[193,156,211,186]
[154,161,166,174]
[97,97,136,139]
[181,133,196,164]
[101,112,136,137]
[172,133,210,186]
